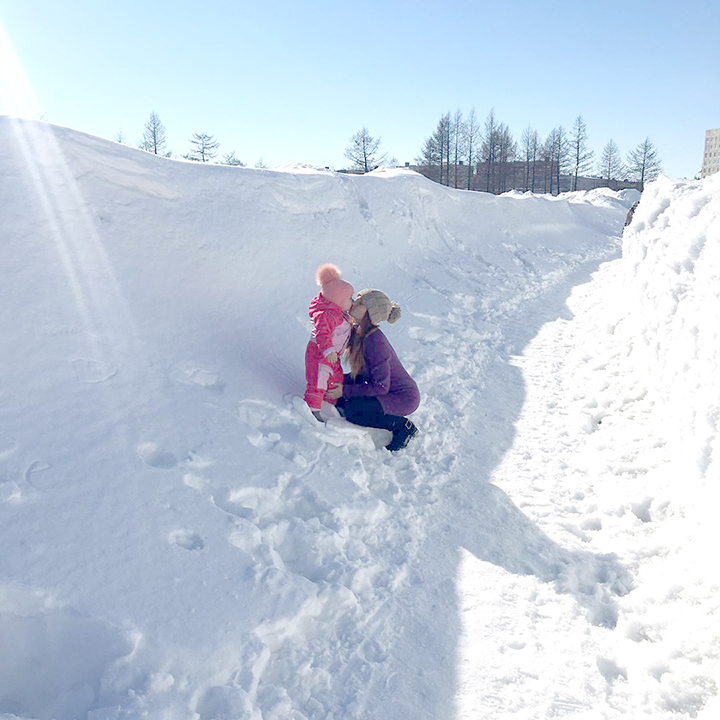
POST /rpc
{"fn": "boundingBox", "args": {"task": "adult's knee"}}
[342,397,385,426]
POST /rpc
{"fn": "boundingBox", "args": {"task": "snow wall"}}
[613,176,720,479]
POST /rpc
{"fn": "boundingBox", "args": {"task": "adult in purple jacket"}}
[326,289,420,451]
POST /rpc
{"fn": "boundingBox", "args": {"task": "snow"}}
[1,115,718,719]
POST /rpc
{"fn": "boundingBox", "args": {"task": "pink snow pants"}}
[304,341,344,411]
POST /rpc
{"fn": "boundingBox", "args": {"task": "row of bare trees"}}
[123,112,268,167]
[415,109,662,194]
[129,110,661,191]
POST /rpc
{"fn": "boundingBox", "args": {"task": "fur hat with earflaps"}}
[356,289,401,325]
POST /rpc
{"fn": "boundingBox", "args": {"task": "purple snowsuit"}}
[341,328,419,417]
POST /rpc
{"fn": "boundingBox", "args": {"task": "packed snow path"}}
[1,118,718,720]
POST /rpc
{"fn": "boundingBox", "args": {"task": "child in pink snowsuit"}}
[304,264,354,420]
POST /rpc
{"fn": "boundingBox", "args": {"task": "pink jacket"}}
[308,293,351,358]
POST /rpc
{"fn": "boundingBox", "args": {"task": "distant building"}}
[702,128,720,177]
[407,160,641,195]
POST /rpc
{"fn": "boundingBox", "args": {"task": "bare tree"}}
[496,123,517,192]
[480,111,517,194]
[481,109,499,192]
[415,134,441,182]
[432,113,452,185]
[597,139,624,187]
[139,111,170,156]
[115,130,127,145]
[521,126,540,192]
[344,127,387,173]
[542,132,555,193]
[222,151,246,166]
[416,114,451,185]
[451,109,465,188]
[186,133,220,162]
[546,126,570,194]
[464,108,480,190]
[570,115,594,191]
[626,137,662,190]
[542,128,569,194]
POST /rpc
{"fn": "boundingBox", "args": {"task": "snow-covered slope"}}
[1,116,717,719]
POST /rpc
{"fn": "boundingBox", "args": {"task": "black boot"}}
[386,418,418,452]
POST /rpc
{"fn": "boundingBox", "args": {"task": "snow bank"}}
[616,175,720,478]
[7,115,718,719]
[484,174,720,718]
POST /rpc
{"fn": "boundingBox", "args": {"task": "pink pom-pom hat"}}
[315,263,354,309]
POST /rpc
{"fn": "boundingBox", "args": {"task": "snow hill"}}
[1,115,718,720]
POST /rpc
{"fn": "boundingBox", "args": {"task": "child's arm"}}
[314,311,342,359]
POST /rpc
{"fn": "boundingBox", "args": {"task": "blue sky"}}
[1,0,718,179]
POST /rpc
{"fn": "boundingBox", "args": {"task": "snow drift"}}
[1,116,718,719]
[481,173,720,719]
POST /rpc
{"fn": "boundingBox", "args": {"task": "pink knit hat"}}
[316,263,354,309]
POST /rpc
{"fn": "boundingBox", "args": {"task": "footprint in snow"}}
[237,399,314,464]
[168,529,205,551]
[169,362,224,391]
[71,358,118,383]
[137,442,178,469]
[359,637,388,664]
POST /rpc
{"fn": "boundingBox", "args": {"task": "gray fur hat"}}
[356,289,402,325]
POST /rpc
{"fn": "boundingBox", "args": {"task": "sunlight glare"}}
[10,119,144,380]
[0,22,41,119]
[2,24,145,390]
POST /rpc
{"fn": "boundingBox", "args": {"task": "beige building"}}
[702,128,720,177]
